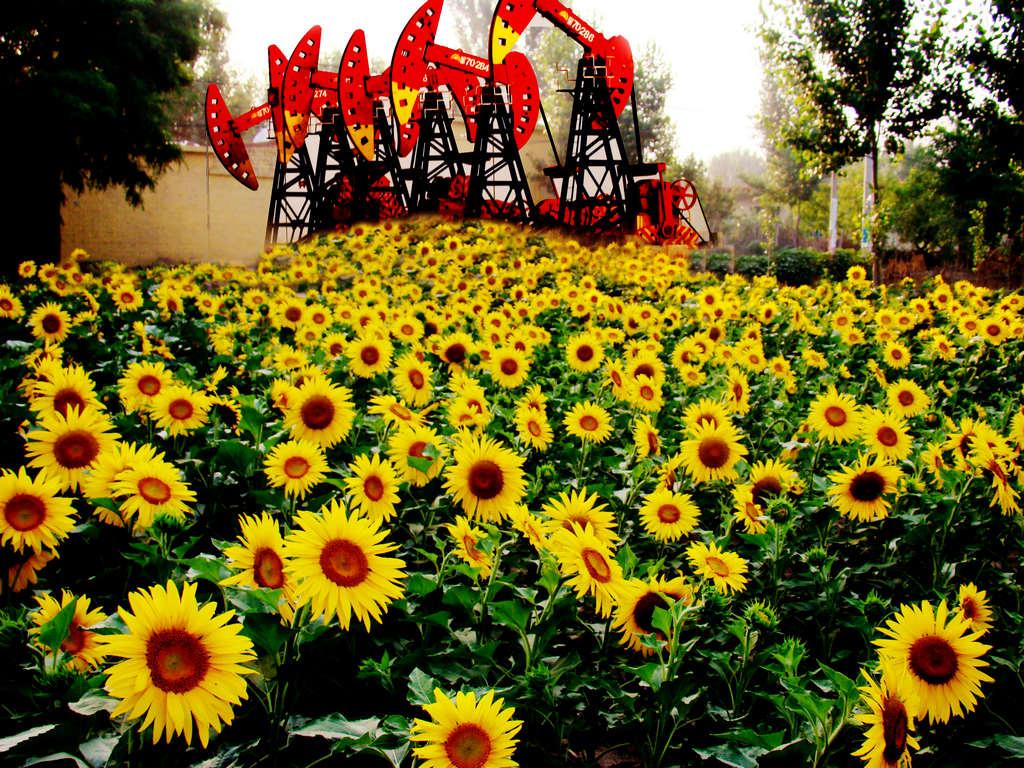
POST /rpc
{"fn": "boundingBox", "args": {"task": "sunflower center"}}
[909,635,958,685]
[390,404,412,421]
[877,426,899,447]
[462,535,484,561]
[301,395,335,430]
[285,306,302,322]
[657,504,681,523]
[579,414,600,432]
[364,475,385,501]
[61,622,86,655]
[576,344,594,362]
[705,556,731,578]
[635,363,655,378]
[320,538,369,587]
[329,342,345,356]
[146,628,210,693]
[647,431,660,454]
[581,548,612,583]
[891,348,903,359]
[732,383,744,402]
[500,359,518,375]
[640,385,655,400]
[361,346,380,365]
[138,476,172,505]
[752,477,783,507]
[120,292,135,304]
[4,494,46,531]
[697,437,730,469]
[468,460,504,500]
[960,596,977,620]
[168,398,194,421]
[528,420,543,437]
[849,471,885,502]
[0,298,12,311]
[253,547,285,589]
[880,695,909,763]
[824,406,847,427]
[444,723,492,768]
[41,314,62,334]
[53,430,100,469]
[409,370,425,389]
[897,390,915,406]
[632,591,669,634]
[445,343,467,364]
[52,389,86,417]
[985,323,1000,337]
[284,456,310,479]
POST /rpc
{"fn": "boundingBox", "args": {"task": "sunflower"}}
[723,368,751,415]
[263,438,328,499]
[344,453,401,523]
[8,550,57,592]
[625,374,664,412]
[410,688,522,768]
[443,434,526,523]
[874,600,993,724]
[851,659,920,768]
[828,455,903,522]
[0,291,25,319]
[686,541,748,594]
[393,352,434,408]
[110,454,196,528]
[955,583,993,636]
[860,409,913,462]
[30,364,101,418]
[25,406,118,493]
[679,420,747,484]
[0,466,76,553]
[807,386,863,443]
[445,515,493,578]
[638,488,700,542]
[563,401,613,444]
[632,415,661,458]
[283,375,356,448]
[111,285,144,311]
[682,398,731,433]
[437,331,475,368]
[221,513,297,620]
[565,331,604,373]
[29,302,72,343]
[748,458,797,506]
[882,340,911,369]
[347,334,393,378]
[886,379,930,419]
[514,407,553,451]
[103,581,255,746]
[368,394,425,429]
[489,347,530,389]
[732,484,768,534]
[507,504,548,551]
[612,575,694,655]
[148,385,212,436]
[541,487,618,546]
[29,590,107,671]
[388,424,447,486]
[284,500,406,630]
[550,523,626,618]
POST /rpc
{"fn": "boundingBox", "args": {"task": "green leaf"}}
[238,406,266,438]
[614,542,638,577]
[0,724,58,752]
[632,662,666,691]
[714,729,786,751]
[68,690,118,716]
[214,440,259,476]
[178,555,229,583]
[692,742,764,768]
[224,586,283,615]
[79,735,118,768]
[290,714,379,742]
[489,600,530,632]
[369,743,410,768]
[241,613,290,655]
[39,597,78,655]
[405,572,438,596]
[24,754,88,768]
[408,667,440,707]
[650,605,673,636]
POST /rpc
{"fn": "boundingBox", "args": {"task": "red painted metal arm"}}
[233,103,272,132]
[425,43,499,79]
[534,0,607,53]
[311,71,338,89]
[205,84,259,190]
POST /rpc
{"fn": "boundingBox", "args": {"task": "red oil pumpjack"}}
[205,0,713,247]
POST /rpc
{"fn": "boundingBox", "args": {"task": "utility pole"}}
[828,171,838,253]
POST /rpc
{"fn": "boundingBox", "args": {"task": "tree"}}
[760,0,944,277]
[0,1,208,264]
[166,4,263,145]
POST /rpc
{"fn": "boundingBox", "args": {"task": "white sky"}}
[215,0,764,163]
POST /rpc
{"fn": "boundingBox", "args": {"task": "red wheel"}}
[672,179,698,211]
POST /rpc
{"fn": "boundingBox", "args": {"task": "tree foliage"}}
[0,1,210,261]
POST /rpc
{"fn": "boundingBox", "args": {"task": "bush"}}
[735,253,772,277]
[746,240,766,256]
[821,248,867,282]
[773,247,823,286]
[705,251,733,275]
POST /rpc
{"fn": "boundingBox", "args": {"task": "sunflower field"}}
[1,218,1023,768]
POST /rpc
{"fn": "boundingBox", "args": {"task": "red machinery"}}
[205,0,714,247]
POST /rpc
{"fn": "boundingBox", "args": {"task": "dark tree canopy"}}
[0,1,208,262]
